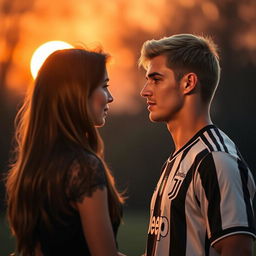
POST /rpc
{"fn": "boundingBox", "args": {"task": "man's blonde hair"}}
[139,34,221,103]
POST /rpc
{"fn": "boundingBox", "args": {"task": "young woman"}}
[6,48,125,256]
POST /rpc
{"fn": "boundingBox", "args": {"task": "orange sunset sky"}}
[1,0,255,112]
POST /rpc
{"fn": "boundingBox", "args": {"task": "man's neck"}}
[167,110,212,153]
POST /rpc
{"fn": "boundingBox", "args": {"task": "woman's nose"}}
[107,90,114,103]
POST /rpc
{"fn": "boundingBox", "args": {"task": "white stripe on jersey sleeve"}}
[212,151,249,229]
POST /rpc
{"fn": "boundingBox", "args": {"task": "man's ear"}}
[182,73,198,94]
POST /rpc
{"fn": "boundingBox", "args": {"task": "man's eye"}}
[153,78,161,83]
[103,84,110,88]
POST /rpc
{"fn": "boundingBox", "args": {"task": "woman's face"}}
[89,70,114,127]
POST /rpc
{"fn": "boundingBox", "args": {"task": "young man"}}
[139,34,256,256]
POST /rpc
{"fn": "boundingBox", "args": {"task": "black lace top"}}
[66,154,106,202]
[38,151,119,256]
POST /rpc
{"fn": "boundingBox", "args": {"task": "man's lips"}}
[147,101,156,106]
[147,101,156,111]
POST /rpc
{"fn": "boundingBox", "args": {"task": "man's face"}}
[140,55,184,123]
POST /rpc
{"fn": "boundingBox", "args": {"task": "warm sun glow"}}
[30,41,73,79]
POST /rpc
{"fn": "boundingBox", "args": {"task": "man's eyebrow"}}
[104,78,110,82]
[147,72,164,78]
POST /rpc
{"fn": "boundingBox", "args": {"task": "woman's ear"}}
[182,73,198,94]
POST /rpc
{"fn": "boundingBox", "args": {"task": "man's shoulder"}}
[198,125,239,156]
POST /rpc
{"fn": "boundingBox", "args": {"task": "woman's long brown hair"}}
[6,48,124,256]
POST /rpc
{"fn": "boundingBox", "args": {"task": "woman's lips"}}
[103,107,109,115]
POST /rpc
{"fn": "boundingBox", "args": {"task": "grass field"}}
[1,211,255,256]
[118,210,148,256]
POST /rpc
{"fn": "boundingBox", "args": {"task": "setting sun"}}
[30,41,73,79]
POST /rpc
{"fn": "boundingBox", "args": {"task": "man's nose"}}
[140,83,152,98]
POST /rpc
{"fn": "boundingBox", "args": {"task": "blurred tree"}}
[0,0,35,91]
[0,0,35,211]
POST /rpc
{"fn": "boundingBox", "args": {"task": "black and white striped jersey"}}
[146,125,256,256]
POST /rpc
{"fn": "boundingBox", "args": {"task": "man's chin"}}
[149,113,163,123]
